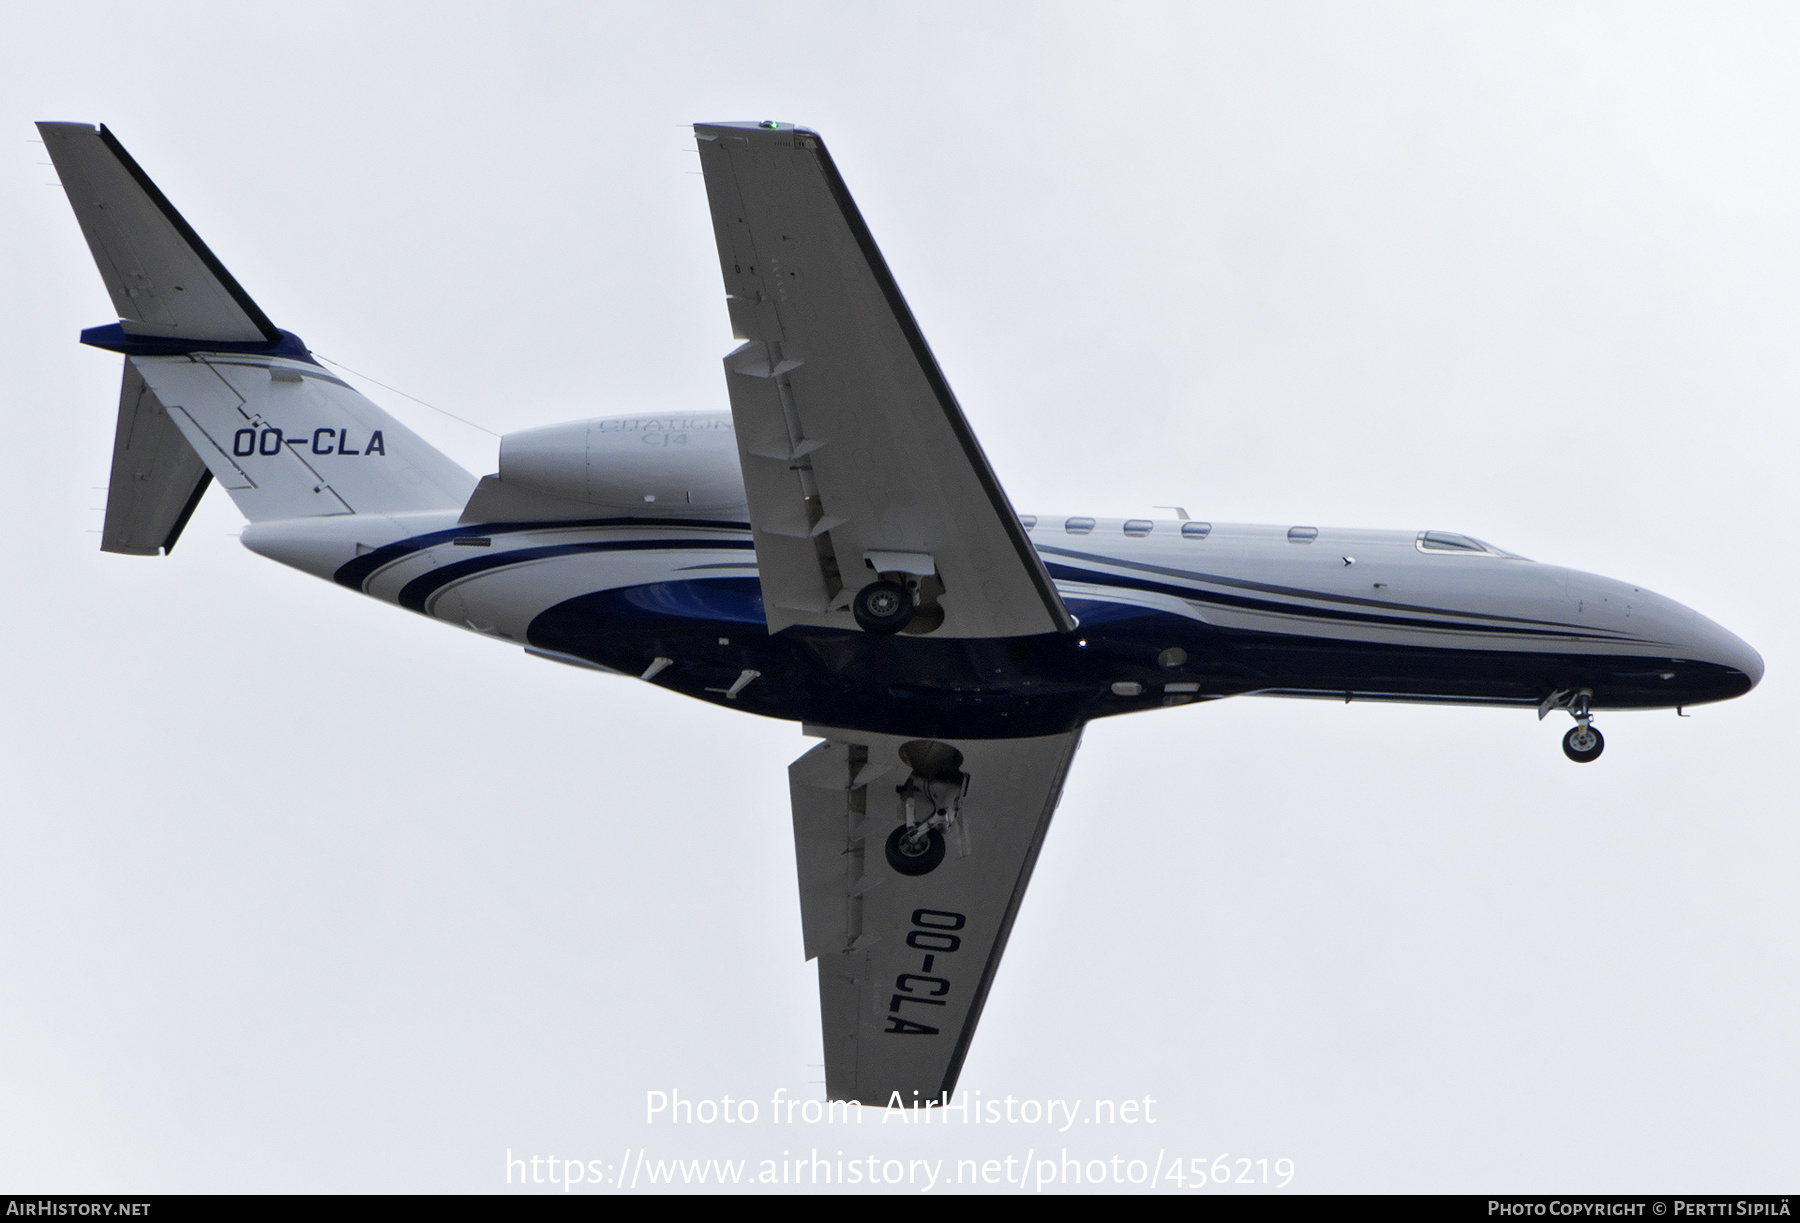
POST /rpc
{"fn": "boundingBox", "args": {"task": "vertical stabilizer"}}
[131,354,477,521]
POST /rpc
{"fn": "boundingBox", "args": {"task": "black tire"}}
[1562,725,1604,763]
[885,825,945,876]
[854,581,914,635]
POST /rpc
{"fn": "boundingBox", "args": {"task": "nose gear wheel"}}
[1563,725,1604,763]
[1542,688,1605,762]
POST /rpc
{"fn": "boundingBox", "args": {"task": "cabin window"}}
[1123,519,1153,538]
[1018,514,1037,530]
[1065,517,1095,535]
[1180,521,1212,540]
[1287,526,1318,543]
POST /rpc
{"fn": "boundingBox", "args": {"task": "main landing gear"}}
[1542,688,1604,763]
[883,741,968,876]
[854,580,914,635]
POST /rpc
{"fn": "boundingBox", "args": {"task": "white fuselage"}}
[242,508,1763,736]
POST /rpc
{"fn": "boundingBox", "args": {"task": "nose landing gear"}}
[1562,724,1604,763]
[1542,688,1604,763]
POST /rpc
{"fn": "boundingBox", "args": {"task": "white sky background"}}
[1,1,1794,1194]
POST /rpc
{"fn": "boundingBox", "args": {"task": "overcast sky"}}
[2,2,1794,1194]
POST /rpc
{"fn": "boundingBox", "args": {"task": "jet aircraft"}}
[39,119,1763,1106]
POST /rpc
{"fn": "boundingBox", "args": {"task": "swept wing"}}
[790,725,1082,1104]
[694,121,1072,639]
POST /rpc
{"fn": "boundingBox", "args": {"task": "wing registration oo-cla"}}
[789,726,1082,1105]
[694,121,1072,639]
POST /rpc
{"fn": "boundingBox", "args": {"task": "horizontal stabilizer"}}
[102,361,211,555]
[38,122,278,344]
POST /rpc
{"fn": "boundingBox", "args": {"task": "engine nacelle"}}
[498,413,745,511]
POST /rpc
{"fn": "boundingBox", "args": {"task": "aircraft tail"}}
[40,122,476,537]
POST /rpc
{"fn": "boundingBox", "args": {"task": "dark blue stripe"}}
[332,517,752,592]
[397,538,755,613]
[81,322,314,361]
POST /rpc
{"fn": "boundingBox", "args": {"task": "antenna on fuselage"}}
[1153,505,1190,520]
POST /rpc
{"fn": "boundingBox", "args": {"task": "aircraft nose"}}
[1570,572,1762,704]
[1694,614,1764,691]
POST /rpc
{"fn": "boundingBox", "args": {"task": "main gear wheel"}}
[885,825,945,875]
[854,581,914,634]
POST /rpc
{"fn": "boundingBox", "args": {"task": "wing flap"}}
[789,725,1083,1104]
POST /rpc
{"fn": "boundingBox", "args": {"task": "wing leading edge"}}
[790,725,1083,1104]
[695,122,1072,639]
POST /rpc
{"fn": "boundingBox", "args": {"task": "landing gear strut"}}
[1542,688,1604,763]
[883,741,968,876]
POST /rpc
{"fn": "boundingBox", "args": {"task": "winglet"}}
[38,122,281,345]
